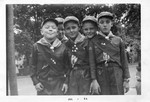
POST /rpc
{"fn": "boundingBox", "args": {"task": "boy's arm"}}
[89,41,101,94]
[89,41,97,80]
[120,39,130,80]
[30,44,40,85]
[63,47,72,84]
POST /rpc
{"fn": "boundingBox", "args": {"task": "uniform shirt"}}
[65,33,89,68]
[30,38,70,85]
[89,32,130,80]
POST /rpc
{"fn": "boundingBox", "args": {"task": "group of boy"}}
[30,11,130,95]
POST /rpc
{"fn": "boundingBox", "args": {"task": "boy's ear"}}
[41,29,43,35]
[110,21,113,27]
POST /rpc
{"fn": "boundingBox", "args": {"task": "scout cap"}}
[55,17,64,24]
[41,18,58,27]
[98,11,114,21]
[82,16,98,26]
[63,16,79,26]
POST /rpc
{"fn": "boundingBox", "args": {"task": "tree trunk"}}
[7,4,18,95]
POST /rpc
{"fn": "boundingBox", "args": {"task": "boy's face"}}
[64,21,79,40]
[98,17,113,35]
[41,21,58,40]
[57,24,65,40]
[82,21,97,38]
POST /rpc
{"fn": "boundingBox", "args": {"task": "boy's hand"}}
[123,80,130,93]
[62,83,68,94]
[89,80,101,95]
[35,82,44,92]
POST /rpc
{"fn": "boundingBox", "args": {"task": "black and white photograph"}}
[1,0,150,102]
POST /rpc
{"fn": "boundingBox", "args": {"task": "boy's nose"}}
[87,29,90,33]
[70,28,74,32]
[103,22,107,26]
[49,27,53,31]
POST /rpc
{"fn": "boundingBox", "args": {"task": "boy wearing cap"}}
[64,16,91,95]
[85,12,130,95]
[82,16,101,94]
[30,18,70,95]
[55,17,68,43]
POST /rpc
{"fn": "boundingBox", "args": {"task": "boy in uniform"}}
[55,17,68,43]
[30,18,70,95]
[84,12,130,95]
[64,16,91,95]
[82,16,101,94]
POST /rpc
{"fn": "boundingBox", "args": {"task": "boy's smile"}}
[82,22,97,38]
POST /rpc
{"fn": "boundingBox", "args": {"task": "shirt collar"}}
[37,37,62,50]
[98,31,114,40]
[74,33,85,44]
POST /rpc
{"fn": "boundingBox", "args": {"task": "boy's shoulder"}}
[111,35,123,42]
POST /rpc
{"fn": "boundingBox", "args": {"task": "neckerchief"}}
[37,37,62,52]
[92,32,121,66]
[68,33,85,67]
[74,33,85,44]
[96,31,117,66]
[98,31,114,40]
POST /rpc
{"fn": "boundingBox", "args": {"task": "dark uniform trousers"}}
[37,76,66,95]
[68,66,91,95]
[96,62,124,95]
